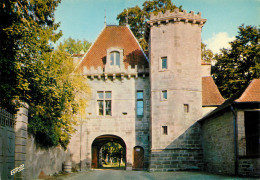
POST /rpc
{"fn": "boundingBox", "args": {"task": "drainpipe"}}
[230,105,238,175]
[80,120,82,171]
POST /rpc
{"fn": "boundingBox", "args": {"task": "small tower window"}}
[184,104,189,113]
[162,90,167,100]
[162,126,168,135]
[161,57,167,69]
[110,51,120,66]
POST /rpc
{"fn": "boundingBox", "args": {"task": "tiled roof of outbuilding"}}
[202,76,225,106]
[236,79,260,102]
[200,79,260,122]
[76,25,148,71]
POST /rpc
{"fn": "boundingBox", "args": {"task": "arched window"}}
[110,51,120,66]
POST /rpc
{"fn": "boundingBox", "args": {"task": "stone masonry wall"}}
[149,123,203,172]
[13,106,70,180]
[201,111,235,175]
[148,10,204,172]
[68,76,150,170]
[24,135,70,179]
[238,158,260,177]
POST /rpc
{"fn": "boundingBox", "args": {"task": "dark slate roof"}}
[202,76,225,106]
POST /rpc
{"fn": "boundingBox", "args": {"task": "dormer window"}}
[110,51,120,66]
[105,47,124,73]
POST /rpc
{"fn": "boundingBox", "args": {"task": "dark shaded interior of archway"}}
[92,135,126,170]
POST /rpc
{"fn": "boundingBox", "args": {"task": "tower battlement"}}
[148,8,206,26]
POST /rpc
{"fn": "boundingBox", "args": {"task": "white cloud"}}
[205,32,235,54]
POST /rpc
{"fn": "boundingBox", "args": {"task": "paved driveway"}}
[57,170,257,180]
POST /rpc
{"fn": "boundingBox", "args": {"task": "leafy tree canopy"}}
[0,0,62,112]
[0,0,89,149]
[58,37,91,54]
[212,25,260,99]
[117,0,182,50]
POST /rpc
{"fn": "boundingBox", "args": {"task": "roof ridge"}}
[126,25,149,63]
[74,26,106,72]
[236,79,260,102]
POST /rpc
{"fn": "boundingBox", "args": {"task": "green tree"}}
[117,0,181,50]
[28,49,89,148]
[201,43,213,63]
[102,142,124,166]
[0,0,62,112]
[58,37,91,54]
[212,25,260,98]
[0,0,89,148]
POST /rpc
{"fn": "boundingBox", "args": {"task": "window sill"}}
[159,69,169,72]
[137,116,144,119]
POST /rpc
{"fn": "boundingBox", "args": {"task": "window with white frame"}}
[137,90,144,117]
[110,51,120,66]
[97,91,112,116]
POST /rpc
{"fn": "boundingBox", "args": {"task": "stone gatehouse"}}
[66,8,259,176]
[68,8,216,171]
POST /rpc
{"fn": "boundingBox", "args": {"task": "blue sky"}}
[55,0,260,53]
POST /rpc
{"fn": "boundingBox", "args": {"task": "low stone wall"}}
[24,135,70,179]
[201,111,235,175]
[238,157,260,177]
[149,123,203,172]
[149,149,203,172]
[14,106,71,179]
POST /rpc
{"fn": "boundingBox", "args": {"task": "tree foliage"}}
[58,37,91,54]
[102,142,124,164]
[0,0,62,112]
[212,25,260,98]
[28,49,89,148]
[201,43,213,63]
[117,0,182,50]
[0,0,89,149]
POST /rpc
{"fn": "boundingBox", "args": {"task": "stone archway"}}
[91,135,126,169]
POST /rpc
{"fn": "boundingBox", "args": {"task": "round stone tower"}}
[146,9,207,171]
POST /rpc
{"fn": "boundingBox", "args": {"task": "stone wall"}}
[149,123,203,172]
[201,64,211,77]
[238,158,260,177]
[24,135,70,179]
[201,111,235,175]
[68,76,150,170]
[14,106,70,179]
[148,9,204,171]
[202,106,217,116]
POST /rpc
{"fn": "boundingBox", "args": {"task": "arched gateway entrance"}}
[91,135,126,169]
